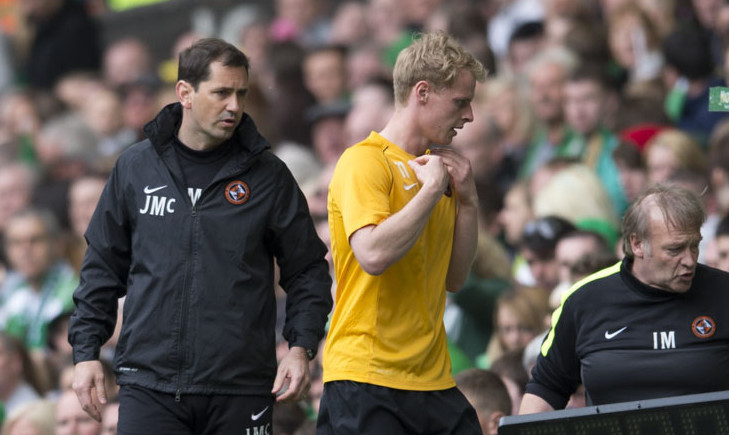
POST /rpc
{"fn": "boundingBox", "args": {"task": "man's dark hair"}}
[178,38,249,89]
[521,216,577,260]
[509,21,545,45]
[567,63,614,92]
[662,25,714,80]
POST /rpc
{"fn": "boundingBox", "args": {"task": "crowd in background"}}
[0,0,728,433]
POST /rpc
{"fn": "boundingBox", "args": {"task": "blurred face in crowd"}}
[528,62,566,125]
[101,402,119,435]
[56,390,102,435]
[715,235,729,273]
[630,205,701,293]
[5,215,55,286]
[69,177,106,238]
[498,185,532,245]
[0,337,22,396]
[304,49,347,104]
[497,304,537,352]
[555,235,602,284]
[564,79,604,137]
[0,166,33,231]
[645,144,678,185]
[615,160,647,203]
[522,247,560,291]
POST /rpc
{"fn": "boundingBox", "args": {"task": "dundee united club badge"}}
[225,180,250,205]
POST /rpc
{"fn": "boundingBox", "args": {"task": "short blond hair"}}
[392,31,487,106]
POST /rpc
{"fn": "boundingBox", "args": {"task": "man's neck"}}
[379,110,430,156]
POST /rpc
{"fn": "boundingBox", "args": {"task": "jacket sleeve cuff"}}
[73,345,101,365]
[525,381,570,410]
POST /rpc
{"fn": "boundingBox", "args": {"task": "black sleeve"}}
[68,164,131,363]
[269,164,333,353]
[525,295,582,410]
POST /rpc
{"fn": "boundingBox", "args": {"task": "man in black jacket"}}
[69,38,333,433]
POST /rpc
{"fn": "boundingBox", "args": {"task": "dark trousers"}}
[118,385,274,435]
[317,381,482,435]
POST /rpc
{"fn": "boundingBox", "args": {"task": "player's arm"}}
[350,154,449,275]
[430,147,479,292]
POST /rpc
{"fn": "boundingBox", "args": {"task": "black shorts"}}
[117,385,274,435]
[317,381,482,435]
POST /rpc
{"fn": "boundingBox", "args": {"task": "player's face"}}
[181,61,248,147]
[421,69,476,145]
[633,209,701,293]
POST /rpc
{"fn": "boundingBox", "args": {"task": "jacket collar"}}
[143,103,271,158]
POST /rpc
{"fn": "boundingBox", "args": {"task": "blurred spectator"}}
[451,105,504,186]
[643,128,707,186]
[100,397,119,435]
[497,181,534,255]
[506,21,545,77]
[118,75,163,143]
[345,42,389,91]
[605,3,664,93]
[532,162,620,232]
[0,208,77,352]
[344,76,394,145]
[65,172,106,273]
[19,0,101,91]
[518,215,577,291]
[0,162,36,233]
[32,113,98,229]
[1,399,55,435]
[101,37,154,89]
[328,0,369,46]
[306,101,350,165]
[551,229,618,307]
[79,86,136,170]
[484,286,550,368]
[479,77,535,189]
[611,141,648,204]
[662,24,727,146]
[366,0,409,68]
[53,72,105,112]
[488,0,545,60]
[454,368,512,435]
[0,332,42,416]
[709,119,729,218]
[303,44,348,105]
[55,388,101,435]
[714,214,729,273]
[520,46,578,178]
[490,349,530,416]
[267,41,317,146]
[562,65,627,214]
[689,0,725,69]
[271,0,331,47]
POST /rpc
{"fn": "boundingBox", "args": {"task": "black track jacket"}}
[69,103,333,396]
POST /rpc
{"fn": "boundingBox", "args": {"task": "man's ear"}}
[414,80,430,104]
[176,80,194,109]
[487,410,505,435]
[629,233,644,258]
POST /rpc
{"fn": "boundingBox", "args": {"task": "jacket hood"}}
[142,103,271,156]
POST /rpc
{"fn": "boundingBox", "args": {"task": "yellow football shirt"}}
[323,131,457,391]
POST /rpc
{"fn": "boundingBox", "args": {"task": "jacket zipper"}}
[175,203,197,402]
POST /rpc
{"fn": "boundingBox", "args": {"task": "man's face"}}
[715,235,729,273]
[56,390,102,435]
[182,61,248,147]
[5,216,54,283]
[631,208,701,293]
[522,248,560,291]
[555,236,599,284]
[528,63,566,124]
[564,79,604,136]
[420,69,477,146]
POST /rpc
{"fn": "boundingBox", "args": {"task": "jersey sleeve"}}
[526,294,583,409]
[330,145,394,239]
